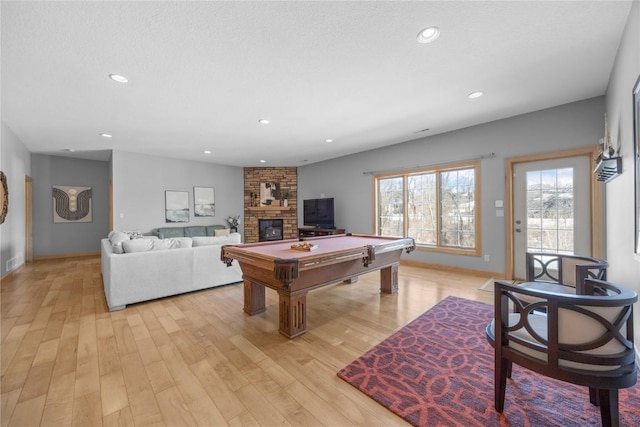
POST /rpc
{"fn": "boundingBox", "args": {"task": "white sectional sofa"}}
[101,231,243,311]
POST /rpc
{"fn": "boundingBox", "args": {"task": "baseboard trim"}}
[400,258,505,279]
[1,264,25,281]
[33,251,100,261]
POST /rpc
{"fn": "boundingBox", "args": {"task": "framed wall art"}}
[633,75,640,253]
[165,190,189,223]
[194,186,215,217]
[52,185,93,223]
[260,182,279,206]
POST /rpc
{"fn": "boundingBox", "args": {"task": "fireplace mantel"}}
[247,207,292,211]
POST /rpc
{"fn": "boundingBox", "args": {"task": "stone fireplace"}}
[244,167,297,243]
[259,219,284,242]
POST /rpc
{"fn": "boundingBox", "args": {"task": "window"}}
[376,161,481,255]
[526,168,574,254]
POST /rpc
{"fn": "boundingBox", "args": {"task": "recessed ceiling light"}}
[259,159,266,163]
[325,139,333,143]
[258,119,270,125]
[66,149,76,152]
[468,91,484,99]
[108,74,128,83]
[100,133,113,138]
[204,150,212,154]
[417,26,440,44]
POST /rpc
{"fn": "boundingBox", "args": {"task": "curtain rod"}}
[362,152,497,175]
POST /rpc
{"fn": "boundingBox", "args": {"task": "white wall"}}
[604,1,640,347]
[299,97,605,275]
[0,122,31,277]
[111,150,244,235]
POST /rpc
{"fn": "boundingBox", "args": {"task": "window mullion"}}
[403,175,408,237]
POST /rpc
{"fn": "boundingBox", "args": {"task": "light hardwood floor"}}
[1,256,495,426]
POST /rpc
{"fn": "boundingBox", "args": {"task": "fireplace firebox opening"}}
[259,219,284,242]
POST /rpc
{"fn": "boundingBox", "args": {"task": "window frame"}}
[374,160,482,256]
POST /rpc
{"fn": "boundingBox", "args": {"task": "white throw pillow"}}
[109,231,130,254]
[122,237,193,253]
[214,228,231,237]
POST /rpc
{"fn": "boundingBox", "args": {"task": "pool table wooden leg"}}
[278,291,307,338]
[243,280,266,315]
[380,263,399,294]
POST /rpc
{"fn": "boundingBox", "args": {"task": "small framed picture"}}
[194,186,215,217]
[165,190,189,223]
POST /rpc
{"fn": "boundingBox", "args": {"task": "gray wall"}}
[0,122,31,277]
[111,150,244,235]
[299,96,606,275]
[31,154,110,256]
[603,1,639,348]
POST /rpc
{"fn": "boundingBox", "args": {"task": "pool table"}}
[221,233,415,338]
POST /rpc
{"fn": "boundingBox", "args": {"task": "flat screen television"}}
[303,198,335,228]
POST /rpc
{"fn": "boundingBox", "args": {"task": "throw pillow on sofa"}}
[108,230,130,254]
[206,225,226,236]
[123,230,144,239]
[214,228,230,237]
[122,237,193,253]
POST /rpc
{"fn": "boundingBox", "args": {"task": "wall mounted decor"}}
[52,185,92,223]
[633,75,640,253]
[165,190,189,223]
[260,182,279,206]
[0,171,7,224]
[194,186,215,217]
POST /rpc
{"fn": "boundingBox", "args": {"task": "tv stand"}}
[298,227,345,237]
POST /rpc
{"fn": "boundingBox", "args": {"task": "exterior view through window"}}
[526,168,574,254]
[376,161,480,255]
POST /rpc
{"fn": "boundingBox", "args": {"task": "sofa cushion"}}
[108,230,130,254]
[157,227,186,239]
[192,233,241,246]
[192,236,232,247]
[214,228,230,237]
[123,237,193,253]
[206,225,226,236]
[184,226,207,237]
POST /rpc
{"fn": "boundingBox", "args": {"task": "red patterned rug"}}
[337,296,640,426]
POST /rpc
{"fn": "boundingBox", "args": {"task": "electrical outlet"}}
[483,254,490,262]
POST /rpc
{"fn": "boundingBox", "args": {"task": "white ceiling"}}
[1,1,632,167]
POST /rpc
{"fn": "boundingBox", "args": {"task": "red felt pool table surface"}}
[221,234,415,338]
[231,234,402,258]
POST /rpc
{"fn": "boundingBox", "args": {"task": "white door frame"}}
[505,147,602,280]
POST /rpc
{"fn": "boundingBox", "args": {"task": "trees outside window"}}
[376,161,480,255]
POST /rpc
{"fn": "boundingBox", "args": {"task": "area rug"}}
[337,296,640,426]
